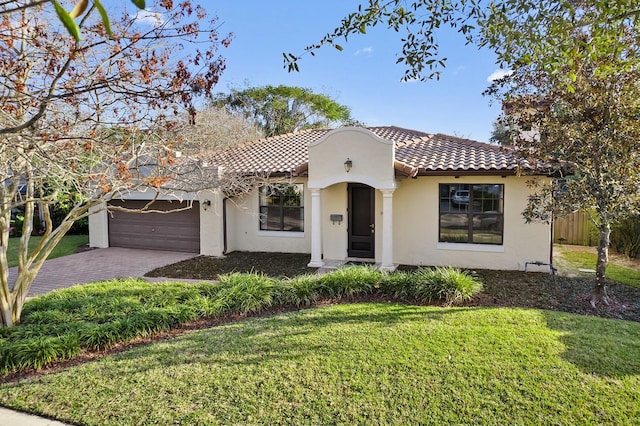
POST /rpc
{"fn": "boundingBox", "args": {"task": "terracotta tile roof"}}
[208,126,518,175]
[395,133,516,173]
[207,129,323,175]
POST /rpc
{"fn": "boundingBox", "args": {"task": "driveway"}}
[8,247,196,296]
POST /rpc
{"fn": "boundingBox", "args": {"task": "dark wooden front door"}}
[348,184,375,258]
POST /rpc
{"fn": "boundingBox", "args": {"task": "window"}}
[259,184,304,232]
[439,184,504,245]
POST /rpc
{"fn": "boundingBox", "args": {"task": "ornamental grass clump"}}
[274,274,321,307]
[216,272,277,314]
[316,266,382,298]
[412,267,483,304]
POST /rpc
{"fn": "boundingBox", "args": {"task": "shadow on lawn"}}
[541,311,640,378]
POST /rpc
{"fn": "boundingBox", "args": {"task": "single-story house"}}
[89,126,553,271]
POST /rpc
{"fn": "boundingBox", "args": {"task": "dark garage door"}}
[108,200,200,253]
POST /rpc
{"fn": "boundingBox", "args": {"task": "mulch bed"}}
[145,251,316,279]
[147,252,640,323]
[470,269,640,322]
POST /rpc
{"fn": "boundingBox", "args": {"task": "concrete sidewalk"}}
[0,407,71,426]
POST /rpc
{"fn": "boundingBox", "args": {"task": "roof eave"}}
[415,169,518,176]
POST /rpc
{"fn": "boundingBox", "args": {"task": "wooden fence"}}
[553,211,595,246]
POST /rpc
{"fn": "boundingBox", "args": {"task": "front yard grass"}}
[6,235,88,268]
[555,244,640,288]
[1,303,639,425]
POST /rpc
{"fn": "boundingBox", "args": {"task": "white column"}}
[380,189,395,271]
[308,188,324,267]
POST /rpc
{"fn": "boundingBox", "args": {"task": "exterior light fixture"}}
[344,158,353,173]
[202,199,211,211]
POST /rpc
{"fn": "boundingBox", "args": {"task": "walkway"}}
[8,247,196,296]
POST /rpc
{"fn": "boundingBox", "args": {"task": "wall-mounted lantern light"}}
[344,158,353,173]
[202,199,211,211]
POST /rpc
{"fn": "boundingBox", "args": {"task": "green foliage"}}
[274,274,320,307]
[0,267,483,374]
[384,267,482,304]
[52,0,145,41]
[6,235,88,268]
[611,216,640,259]
[216,273,276,314]
[2,305,639,425]
[286,0,483,81]
[8,213,24,237]
[212,85,353,137]
[489,118,516,146]
[483,2,640,298]
[52,0,81,41]
[316,265,381,298]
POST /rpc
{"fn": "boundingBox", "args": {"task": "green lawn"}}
[6,235,88,268]
[557,246,640,288]
[1,303,638,425]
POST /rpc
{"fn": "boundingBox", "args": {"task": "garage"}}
[108,200,200,253]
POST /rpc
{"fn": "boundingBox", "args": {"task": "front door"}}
[348,184,375,258]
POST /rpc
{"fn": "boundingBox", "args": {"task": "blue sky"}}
[206,1,505,142]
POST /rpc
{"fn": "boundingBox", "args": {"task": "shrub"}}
[385,267,482,305]
[380,271,415,297]
[418,267,483,304]
[316,266,382,298]
[275,274,321,307]
[611,215,640,259]
[216,273,276,314]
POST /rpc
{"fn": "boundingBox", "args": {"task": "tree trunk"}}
[1,298,15,327]
[0,208,78,328]
[0,295,26,328]
[591,222,611,307]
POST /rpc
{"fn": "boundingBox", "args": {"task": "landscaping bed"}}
[470,270,640,322]
[147,251,640,323]
[1,304,638,425]
[145,251,316,279]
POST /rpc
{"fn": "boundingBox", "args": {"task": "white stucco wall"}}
[393,175,551,270]
[308,127,396,190]
[225,179,311,253]
[199,189,224,257]
[321,183,348,260]
[88,202,109,248]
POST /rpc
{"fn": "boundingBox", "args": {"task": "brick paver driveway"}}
[8,247,196,296]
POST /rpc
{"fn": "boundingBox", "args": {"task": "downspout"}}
[549,215,554,265]
[223,197,228,255]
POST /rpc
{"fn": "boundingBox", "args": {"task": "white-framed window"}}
[439,183,504,245]
[259,183,304,232]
